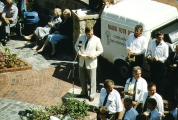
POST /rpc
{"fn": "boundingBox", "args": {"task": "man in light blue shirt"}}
[168,98,178,120]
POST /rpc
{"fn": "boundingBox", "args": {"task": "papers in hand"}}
[81,54,87,57]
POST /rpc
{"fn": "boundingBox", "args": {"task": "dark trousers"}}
[168,68,178,98]
[129,54,144,70]
[150,61,165,95]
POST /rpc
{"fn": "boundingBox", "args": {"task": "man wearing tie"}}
[147,31,169,96]
[124,66,147,113]
[142,83,164,115]
[167,45,178,98]
[147,98,161,120]
[75,24,103,102]
[122,98,138,120]
[99,79,123,120]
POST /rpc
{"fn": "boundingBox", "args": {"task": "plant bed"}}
[19,98,95,120]
[0,44,32,73]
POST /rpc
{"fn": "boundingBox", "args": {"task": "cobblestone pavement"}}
[0,38,81,119]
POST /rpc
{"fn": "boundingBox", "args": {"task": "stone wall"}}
[72,10,100,44]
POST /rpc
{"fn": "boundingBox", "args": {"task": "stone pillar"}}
[72,10,100,44]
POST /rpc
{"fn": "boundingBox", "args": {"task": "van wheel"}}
[114,61,131,80]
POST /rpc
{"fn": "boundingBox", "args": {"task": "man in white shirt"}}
[99,79,123,120]
[124,66,147,113]
[122,98,138,120]
[142,83,164,115]
[126,25,148,69]
[147,31,169,96]
[147,98,161,120]
[168,98,178,120]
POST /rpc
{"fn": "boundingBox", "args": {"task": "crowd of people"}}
[74,23,177,119]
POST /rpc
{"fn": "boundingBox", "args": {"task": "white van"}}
[100,0,178,79]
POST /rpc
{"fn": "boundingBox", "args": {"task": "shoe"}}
[32,45,38,50]
[76,94,88,98]
[37,50,44,54]
[50,52,57,57]
[89,97,94,102]
[24,36,31,40]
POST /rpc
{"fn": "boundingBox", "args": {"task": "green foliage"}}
[0,43,19,68]
[59,98,90,119]
[19,98,90,120]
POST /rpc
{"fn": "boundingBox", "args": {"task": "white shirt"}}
[150,108,161,120]
[124,76,147,103]
[147,39,169,63]
[170,108,177,120]
[83,37,91,53]
[126,33,148,55]
[142,92,164,115]
[122,107,138,120]
[99,88,123,114]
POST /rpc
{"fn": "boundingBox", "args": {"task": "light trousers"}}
[79,64,96,98]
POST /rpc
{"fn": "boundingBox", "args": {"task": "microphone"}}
[78,41,82,49]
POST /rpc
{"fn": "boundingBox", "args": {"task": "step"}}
[62,88,100,110]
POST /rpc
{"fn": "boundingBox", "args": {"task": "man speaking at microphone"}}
[75,24,103,102]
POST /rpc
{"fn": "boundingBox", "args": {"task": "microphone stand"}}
[67,46,81,97]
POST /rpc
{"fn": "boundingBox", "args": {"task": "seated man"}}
[122,98,138,120]
[37,9,73,56]
[24,8,62,50]
[147,98,161,120]
[1,0,18,42]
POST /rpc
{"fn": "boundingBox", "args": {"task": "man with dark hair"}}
[124,66,147,113]
[122,98,138,120]
[142,83,164,115]
[167,44,178,98]
[168,98,178,120]
[147,98,161,120]
[0,0,18,42]
[126,24,148,69]
[99,79,123,120]
[147,31,169,95]
[75,24,103,102]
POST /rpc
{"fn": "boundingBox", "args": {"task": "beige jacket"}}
[75,34,103,69]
